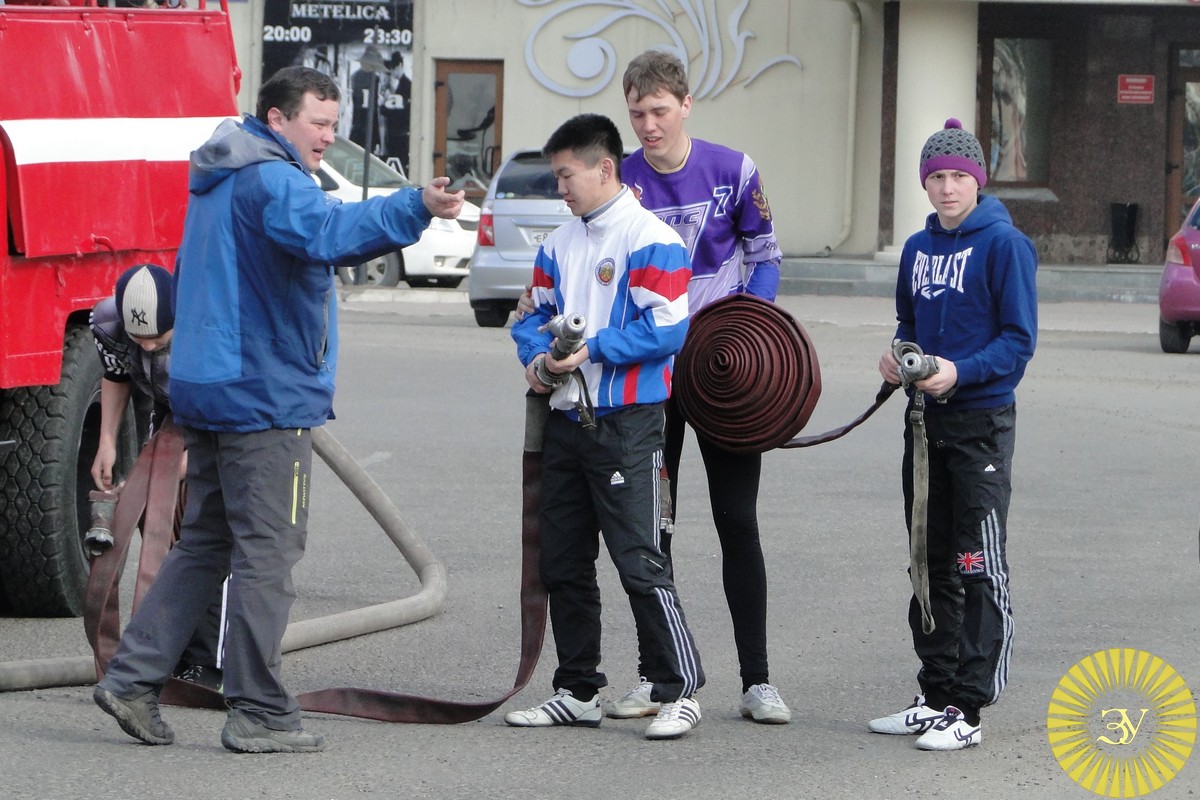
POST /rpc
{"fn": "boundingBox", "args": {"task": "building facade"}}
[228,0,1200,269]
[882,0,1200,267]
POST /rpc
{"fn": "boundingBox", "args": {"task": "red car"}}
[1160,198,1200,353]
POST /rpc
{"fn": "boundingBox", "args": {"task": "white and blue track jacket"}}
[511,188,692,417]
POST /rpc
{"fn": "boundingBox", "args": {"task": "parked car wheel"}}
[473,304,511,328]
[337,253,402,287]
[1159,317,1192,353]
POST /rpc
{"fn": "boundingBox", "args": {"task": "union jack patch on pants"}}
[957,551,986,574]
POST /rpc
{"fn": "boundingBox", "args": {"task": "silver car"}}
[466,149,570,327]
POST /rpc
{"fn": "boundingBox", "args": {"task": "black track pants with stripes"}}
[902,402,1016,714]
[539,403,704,704]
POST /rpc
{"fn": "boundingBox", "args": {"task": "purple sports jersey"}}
[623,137,782,313]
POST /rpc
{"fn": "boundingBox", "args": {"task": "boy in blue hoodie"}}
[869,119,1037,751]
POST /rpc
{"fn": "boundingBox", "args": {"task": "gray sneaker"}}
[220,710,326,753]
[93,685,174,745]
[605,678,661,719]
[739,683,792,724]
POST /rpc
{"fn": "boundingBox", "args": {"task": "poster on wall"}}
[262,0,414,174]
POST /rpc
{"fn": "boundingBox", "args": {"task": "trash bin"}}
[1107,202,1139,264]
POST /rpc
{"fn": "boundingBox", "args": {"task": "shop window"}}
[433,60,503,200]
[979,37,1053,185]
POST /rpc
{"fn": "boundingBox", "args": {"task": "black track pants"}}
[539,404,704,703]
[656,394,770,689]
[902,402,1016,713]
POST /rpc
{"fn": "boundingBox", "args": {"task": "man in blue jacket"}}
[93,66,464,753]
[870,119,1037,751]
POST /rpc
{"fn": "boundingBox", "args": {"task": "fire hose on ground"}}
[0,412,548,723]
[0,426,452,695]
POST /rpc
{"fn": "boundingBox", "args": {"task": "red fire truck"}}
[0,0,240,615]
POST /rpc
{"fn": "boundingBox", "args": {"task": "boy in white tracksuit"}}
[506,113,704,741]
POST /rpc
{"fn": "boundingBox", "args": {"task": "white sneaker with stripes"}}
[503,688,602,728]
[915,706,981,750]
[867,694,945,735]
[645,696,701,740]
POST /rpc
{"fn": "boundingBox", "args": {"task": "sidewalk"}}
[779,256,1162,304]
[774,294,1156,335]
[340,283,1157,336]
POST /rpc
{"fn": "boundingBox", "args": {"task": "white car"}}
[316,135,479,288]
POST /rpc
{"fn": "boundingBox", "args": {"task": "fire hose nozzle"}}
[535,313,587,387]
[892,341,939,386]
[85,490,119,557]
[892,340,955,403]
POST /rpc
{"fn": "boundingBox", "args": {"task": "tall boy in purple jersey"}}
[869,119,1036,751]
[505,113,704,741]
[611,49,790,725]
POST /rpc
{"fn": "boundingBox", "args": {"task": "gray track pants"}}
[100,426,313,730]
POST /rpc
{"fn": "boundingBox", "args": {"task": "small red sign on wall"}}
[1118,74,1155,104]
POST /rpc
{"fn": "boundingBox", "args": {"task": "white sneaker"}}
[645,697,701,740]
[739,683,792,724]
[915,706,981,750]
[867,694,945,735]
[605,678,661,719]
[504,689,602,728]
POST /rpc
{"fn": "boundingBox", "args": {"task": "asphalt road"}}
[0,290,1196,800]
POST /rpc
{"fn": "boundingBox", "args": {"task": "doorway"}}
[434,60,503,200]
[1166,46,1200,243]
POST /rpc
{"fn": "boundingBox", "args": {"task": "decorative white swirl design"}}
[519,0,802,99]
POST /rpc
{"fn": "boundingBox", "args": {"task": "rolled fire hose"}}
[0,424,459,699]
[673,293,898,452]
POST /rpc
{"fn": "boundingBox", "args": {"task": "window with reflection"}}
[979,37,1052,185]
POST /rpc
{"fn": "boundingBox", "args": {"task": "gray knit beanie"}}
[919,118,987,188]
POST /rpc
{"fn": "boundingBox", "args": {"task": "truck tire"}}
[0,323,138,616]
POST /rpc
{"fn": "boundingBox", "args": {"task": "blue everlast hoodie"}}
[893,194,1038,412]
[170,115,434,432]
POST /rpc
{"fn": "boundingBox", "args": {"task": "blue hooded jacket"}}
[893,194,1038,412]
[170,115,434,431]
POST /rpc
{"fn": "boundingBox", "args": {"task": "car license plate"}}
[527,228,555,245]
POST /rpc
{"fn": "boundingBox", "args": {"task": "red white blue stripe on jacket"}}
[511,189,691,415]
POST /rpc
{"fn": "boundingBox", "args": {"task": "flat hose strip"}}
[673,293,899,454]
[82,410,549,724]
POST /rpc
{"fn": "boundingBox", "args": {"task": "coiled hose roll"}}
[674,293,822,453]
[674,293,896,454]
